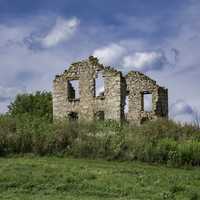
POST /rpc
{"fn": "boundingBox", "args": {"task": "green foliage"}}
[1,111,200,167]
[8,91,52,121]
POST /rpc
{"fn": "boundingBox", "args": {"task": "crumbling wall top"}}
[125,71,156,85]
[104,66,122,76]
[54,56,123,81]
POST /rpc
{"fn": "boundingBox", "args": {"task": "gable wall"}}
[53,57,168,124]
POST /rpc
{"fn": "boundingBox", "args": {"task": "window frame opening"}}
[142,91,153,112]
[94,71,105,97]
[68,80,80,101]
[94,111,105,121]
[124,91,129,120]
[68,112,78,121]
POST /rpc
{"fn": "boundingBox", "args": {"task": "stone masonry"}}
[53,56,168,124]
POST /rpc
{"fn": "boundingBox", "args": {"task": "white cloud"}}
[122,51,167,71]
[169,99,195,123]
[156,1,200,124]
[41,17,80,48]
[0,86,25,102]
[0,102,10,113]
[93,43,126,65]
[92,42,169,72]
[0,24,31,51]
[0,17,85,115]
[170,100,194,117]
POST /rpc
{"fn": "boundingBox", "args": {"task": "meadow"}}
[0,156,200,200]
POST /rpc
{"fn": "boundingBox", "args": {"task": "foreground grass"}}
[0,157,199,200]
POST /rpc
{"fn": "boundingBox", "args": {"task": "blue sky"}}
[0,0,199,123]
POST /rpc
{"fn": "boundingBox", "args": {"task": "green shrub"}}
[0,115,16,155]
[177,140,200,166]
[8,91,52,122]
[0,113,200,167]
[156,138,177,163]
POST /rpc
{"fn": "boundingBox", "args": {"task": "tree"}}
[8,91,53,121]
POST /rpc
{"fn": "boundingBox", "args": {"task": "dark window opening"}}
[141,117,148,124]
[94,111,105,121]
[68,112,78,121]
[142,91,153,112]
[95,72,105,97]
[68,80,79,101]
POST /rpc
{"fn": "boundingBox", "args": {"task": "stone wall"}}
[53,56,168,124]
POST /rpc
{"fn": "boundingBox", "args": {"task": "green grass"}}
[0,157,199,200]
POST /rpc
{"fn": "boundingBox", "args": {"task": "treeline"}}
[0,91,200,167]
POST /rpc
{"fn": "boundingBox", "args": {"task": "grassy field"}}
[0,157,199,200]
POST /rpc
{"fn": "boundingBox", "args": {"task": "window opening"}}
[95,72,104,97]
[94,111,105,120]
[143,92,152,112]
[68,112,78,121]
[68,80,79,100]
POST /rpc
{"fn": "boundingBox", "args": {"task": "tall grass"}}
[0,114,200,166]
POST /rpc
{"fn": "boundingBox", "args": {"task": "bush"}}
[0,113,200,167]
[0,114,16,155]
[8,91,52,122]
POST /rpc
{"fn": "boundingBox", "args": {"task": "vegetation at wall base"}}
[0,112,200,167]
[0,91,200,167]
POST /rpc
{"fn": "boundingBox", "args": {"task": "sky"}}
[0,0,199,123]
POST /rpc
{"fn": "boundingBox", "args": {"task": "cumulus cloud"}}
[0,102,10,113]
[0,16,84,114]
[122,51,167,71]
[0,86,25,102]
[92,42,170,72]
[0,24,31,50]
[159,1,200,123]
[41,17,80,48]
[169,99,196,123]
[93,43,126,65]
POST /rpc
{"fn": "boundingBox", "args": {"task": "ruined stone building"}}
[53,56,168,124]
